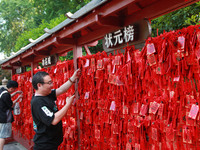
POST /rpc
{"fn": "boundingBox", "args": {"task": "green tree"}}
[31,0,91,25]
[0,0,36,56]
[151,2,200,36]
[0,0,91,57]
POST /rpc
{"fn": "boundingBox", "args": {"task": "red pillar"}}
[73,45,82,150]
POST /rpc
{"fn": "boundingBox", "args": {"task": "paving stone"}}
[4,141,27,150]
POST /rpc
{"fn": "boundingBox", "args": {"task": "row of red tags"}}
[11,61,76,145]
[10,24,200,149]
[12,71,34,141]
[74,25,200,149]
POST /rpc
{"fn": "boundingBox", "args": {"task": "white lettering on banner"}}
[113,30,123,46]
[41,106,53,117]
[105,33,113,48]
[42,56,51,66]
[42,59,44,66]
[104,24,135,48]
[124,25,134,43]
[48,56,51,65]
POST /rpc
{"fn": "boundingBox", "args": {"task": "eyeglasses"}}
[41,81,53,85]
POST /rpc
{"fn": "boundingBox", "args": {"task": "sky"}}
[0,52,5,60]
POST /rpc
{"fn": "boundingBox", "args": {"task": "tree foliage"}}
[0,0,35,55]
[0,0,91,56]
[151,2,200,37]
[0,0,199,60]
[15,14,67,51]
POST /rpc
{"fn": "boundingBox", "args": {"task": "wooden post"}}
[31,62,37,94]
[73,45,82,150]
[11,68,15,79]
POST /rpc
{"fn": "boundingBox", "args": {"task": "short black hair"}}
[7,80,18,88]
[32,71,49,90]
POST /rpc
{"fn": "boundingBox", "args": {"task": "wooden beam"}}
[50,46,72,55]
[124,0,199,26]
[59,0,136,39]
[1,66,13,70]
[95,14,122,27]
[22,51,34,60]
[73,45,82,150]
[77,26,118,46]
[34,36,55,51]
[32,49,50,56]
[54,37,76,46]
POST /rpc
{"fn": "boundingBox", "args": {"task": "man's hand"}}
[70,69,81,83]
[18,94,23,102]
[16,91,23,94]
[66,95,75,106]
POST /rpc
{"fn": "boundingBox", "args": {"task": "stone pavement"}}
[4,141,27,150]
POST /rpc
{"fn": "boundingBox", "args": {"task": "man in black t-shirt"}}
[31,69,80,150]
[0,80,23,150]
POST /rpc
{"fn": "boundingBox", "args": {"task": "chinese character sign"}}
[42,55,58,67]
[104,25,136,48]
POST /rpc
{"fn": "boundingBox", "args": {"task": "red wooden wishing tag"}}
[149,101,160,114]
[95,129,100,140]
[123,105,129,115]
[151,127,158,141]
[195,46,200,59]
[91,58,96,72]
[134,115,143,128]
[135,143,140,150]
[173,76,180,82]
[188,104,199,119]
[110,101,116,111]
[166,124,175,141]
[134,49,142,63]
[183,127,192,144]
[133,102,139,114]
[112,124,119,134]
[91,58,95,67]
[104,110,110,124]
[147,54,156,66]
[84,92,89,99]
[97,59,103,70]
[177,36,185,51]
[126,142,132,150]
[127,120,134,133]
[126,50,131,62]
[186,112,195,126]
[85,112,92,124]
[158,103,164,119]
[156,64,162,74]
[112,75,117,85]
[147,43,156,55]
[80,111,83,120]
[98,99,108,109]
[107,64,112,74]
[197,31,200,43]
[140,104,148,116]
[115,75,124,86]
[110,137,117,149]
[84,59,90,67]
[108,74,113,84]
[115,56,121,65]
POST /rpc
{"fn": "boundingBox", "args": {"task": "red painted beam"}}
[58,0,136,39]
[78,0,199,45]
[124,0,199,25]
[1,0,198,68]
[1,66,13,70]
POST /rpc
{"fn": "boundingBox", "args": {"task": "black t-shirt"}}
[31,90,63,150]
[0,87,14,123]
